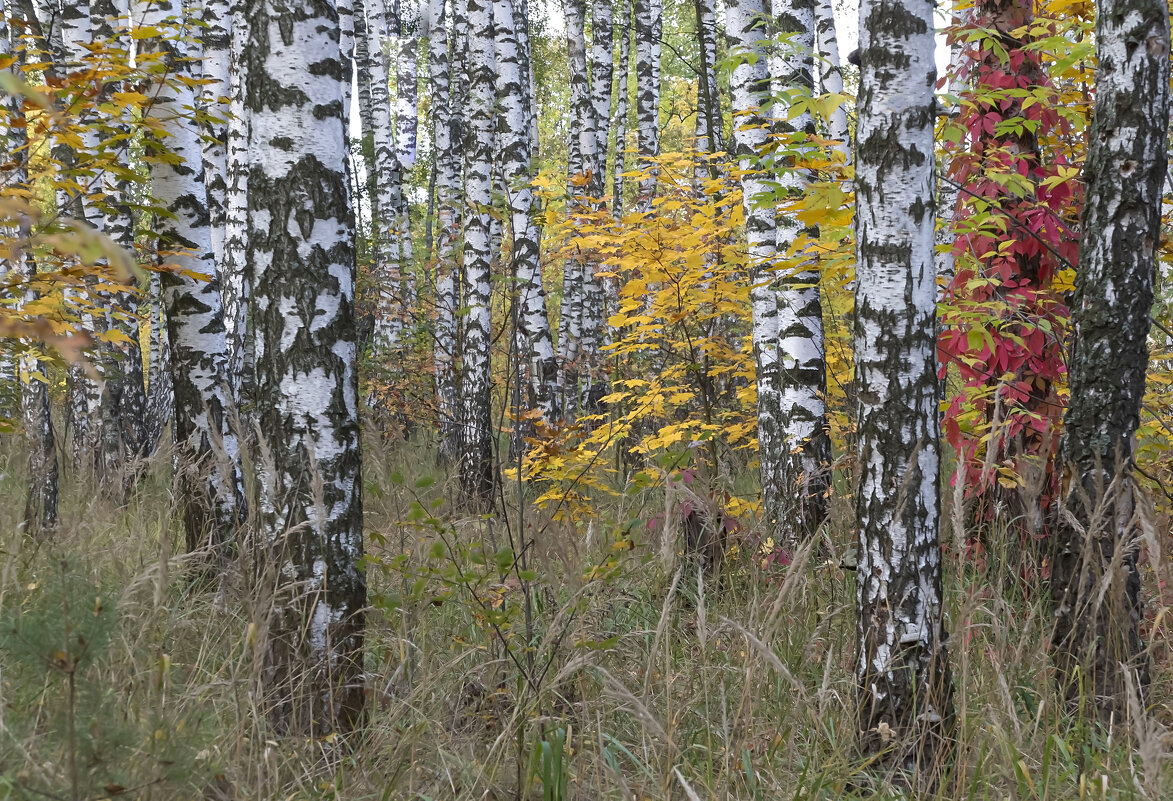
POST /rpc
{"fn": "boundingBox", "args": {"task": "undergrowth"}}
[0,431,1170,801]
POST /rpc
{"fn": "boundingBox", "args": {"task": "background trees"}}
[2,0,1173,794]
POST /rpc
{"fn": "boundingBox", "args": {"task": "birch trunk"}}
[91,0,148,488]
[854,0,952,781]
[693,0,722,155]
[497,0,557,420]
[589,0,614,191]
[612,0,631,215]
[727,0,785,551]
[392,0,417,309]
[145,269,172,455]
[363,0,407,351]
[1051,0,1169,716]
[772,0,830,543]
[580,0,613,408]
[633,0,660,208]
[395,0,419,169]
[222,0,252,405]
[558,0,594,418]
[56,0,104,473]
[429,0,462,463]
[4,1,58,533]
[143,0,244,556]
[245,0,366,736]
[459,0,496,504]
[813,0,848,160]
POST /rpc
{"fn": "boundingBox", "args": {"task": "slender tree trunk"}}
[633,0,661,208]
[4,2,58,533]
[245,0,366,736]
[361,0,407,351]
[222,0,251,406]
[354,0,378,213]
[395,0,419,168]
[515,0,540,156]
[392,0,417,312]
[497,0,557,421]
[145,269,172,454]
[813,0,848,160]
[772,0,830,544]
[612,0,631,215]
[143,0,244,557]
[854,0,953,783]
[558,0,593,419]
[428,0,462,463]
[1051,0,1169,717]
[459,0,496,505]
[201,0,230,272]
[693,0,722,155]
[54,0,104,474]
[90,0,148,492]
[727,0,785,550]
[589,0,614,188]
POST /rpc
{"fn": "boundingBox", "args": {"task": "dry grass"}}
[0,432,1171,801]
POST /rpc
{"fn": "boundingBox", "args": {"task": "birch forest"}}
[3,0,1173,795]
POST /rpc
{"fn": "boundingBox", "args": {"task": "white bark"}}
[726,0,785,539]
[497,0,557,420]
[813,0,848,160]
[141,0,244,554]
[772,0,830,540]
[245,0,366,735]
[853,0,951,776]
[363,0,408,351]
[633,0,661,207]
[459,0,496,503]
[430,0,461,463]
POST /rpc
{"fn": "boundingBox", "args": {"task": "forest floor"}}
[1,428,1173,800]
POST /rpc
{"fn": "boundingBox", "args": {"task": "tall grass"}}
[0,431,1169,800]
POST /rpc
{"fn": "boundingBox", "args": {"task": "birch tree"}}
[460,0,496,504]
[142,0,244,555]
[89,0,149,485]
[392,0,417,310]
[55,0,104,471]
[558,0,594,418]
[1051,0,1169,715]
[693,0,723,156]
[429,0,462,464]
[773,0,831,543]
[612,0,631,214]
[813,0,848,160]
[633,0,661,206]
[497,0,558,420]
[4,0,58,533]
[221,0,251,404]
[726,0,787,551]
[363,0,408,349]
[854,0,953,781]
[245,0,366,735]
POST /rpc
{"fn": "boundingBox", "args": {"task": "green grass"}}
[0,433,1170,800]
